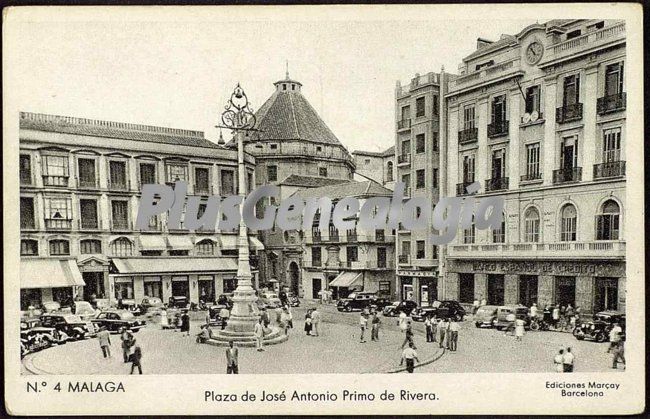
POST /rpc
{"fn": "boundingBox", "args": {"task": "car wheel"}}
[572,327,581,337]
[454,314,463,322]
[530,322,539,332]
[575,336,584,340]
[345,306,352,312]
[475,322,481,328]
[596,332,607,343]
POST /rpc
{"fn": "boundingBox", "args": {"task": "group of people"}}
[303,307,321,336]
[553,347,575,372]
[358,310,381,343]
[95,326,143,374]
[422,315,461,350]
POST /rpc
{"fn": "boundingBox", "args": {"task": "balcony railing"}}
[397,154,410,165]
[327,230,339,242]
[485,177,509,192]
[458,127,478,145]
[547,22,625,58]
[77,178,98,189]
[456,181,475,196]
[520,172,542,182]
[597,92,626,115]
[449,240,625,259]
[347,231,358,242]
[108,178,130,191]
[78,218,101,230]
[593,161,626,179]
[42,175,69,187]
[487,120,509,138]
[111,219,130,231]
[556,103,583,123]
[44,219,72,230]
[397,119,411,131]
[553,167,582,184]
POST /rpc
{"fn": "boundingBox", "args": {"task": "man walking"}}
[563,347,575,372]
[97,326,111,358]
[254,317,265,352]
[311,307,321,337]
[449,318,460,351]
[120,327,134,363]
[608,322,622,353]
[400,342,419,373]
[226,340,239,374]
[129,340,142,375]
[371,312,381,341]
[424,316,434,343]
[359,312,368,343]
[401,321,416,349]
[438,318,448,349]
[612,340,625,369]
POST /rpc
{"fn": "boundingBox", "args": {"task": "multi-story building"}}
[297,180,396,300]
[243,74,356,296]
[352,146,395,189]
[442,19,626,313]
[19,112,261,310]
[394,71,449,306]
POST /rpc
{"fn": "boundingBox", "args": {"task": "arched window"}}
[386,161,394,182]
[596,200,620,240]
[195,239,214,255]
[80,239,102,254]
[49,239,70,256]
[492,213,506,243]
[524,207,540,243]
[110,237,133,256]
[560,204,577,241]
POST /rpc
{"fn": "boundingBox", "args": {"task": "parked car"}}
[336,292,377,312]
[167,296,189,309]
[259,292,282,309]
[382,300,419,317]
[370,297,394,311]
[411,307,438,322]
[41,301,61,313]
[573,310,625,342]
[474,305,499,328]
[435,300,467,321]
[139,297,164,314]
[20,318,67,357]
[217,293,234,309]
[206,304,227,327]
[493,305,530,330]
[39,313,95,341]
[91,310,147,333]
[70,301,99,321]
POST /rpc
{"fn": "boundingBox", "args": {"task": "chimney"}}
[476,37,494,49]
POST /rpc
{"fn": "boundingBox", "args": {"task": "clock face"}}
[526,42,544,65]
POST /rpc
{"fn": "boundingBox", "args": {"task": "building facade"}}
[442,19,626,313]
[19,112,261,310]
[352,146,395,189]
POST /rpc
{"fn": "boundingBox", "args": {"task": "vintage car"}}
[91,310,146,333]
[573,311,626,342]
[217,293,234,309]
[167,296,189,309]
[434,300,467,321]
[206,304,227,327]
[139,297,164,314]
[39,313,95,341]
[493,305,530,330]
[370,297,394,311]
[336,292,377,312]
[382,300,419,317]
[411,307,438,322]
[70,301,99,321]
[20,318,67,357]
[259,292,282,309]
[474,305,499,328]
[41,301,61,313]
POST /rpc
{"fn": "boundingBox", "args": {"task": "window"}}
[603,128,622,163]
[560,136,579,170]
[220,170,235,195]
[386,161,394,182]
[346,246,358,262]
[311,246,322,267]
[416,134,425,153]
[492,214,505,243]
[566,29,581,40]
[139,163,156,185]
[140,250,162,257]
[267,165,278,182]
[114,278,134,300]
[563,74,580,107]
[319,167,328,177]
[416,240,425,259]
[432,168,438,189]
[475,60,494,71]
[21,239,38,256]
[111,200,129,230]
[587,21,605,31]
[401,174,411,191]
[401,106,410,121]
[462,154,476,183]
[378,281,390,295]
[316,146,322,152]
[44,197,72,229]
[247,173,254,194]
[463,105,476,129]
[596,200,620,240]
[524,207,540,243]
[432,132,439,151]
[270,144,278,150]
[166,163,188,184]
[432,245,438,260]
[491,95,507,124]
[491,149,506,179]
[80,239,102,254]
[42,155,69,186]
[416,169,426,189]
[401,240,411,257]
[604,62,624,97]
[525,85,541,114]
[49,239,70,256]
[432,95,439,115]
[560,204,577,242]
[364,158,371,164]
[110,237,133,256]
[463,223,475,244]
[194,167,210,194]
[377,247,387,268]
[109,160,127,189]
[20,197,35,229]
[401,139,410,158]
[79,199,98,229]
[169,250,189,256]
[525,143,541,179]
[77,158,96,188]
[415,97,425,117]
[20,155,32,185]
[195,239,214,255]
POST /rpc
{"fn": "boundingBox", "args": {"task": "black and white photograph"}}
[3,4,644,416]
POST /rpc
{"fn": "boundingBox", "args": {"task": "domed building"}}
[246,74,355,296]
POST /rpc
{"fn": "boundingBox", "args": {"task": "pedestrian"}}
[196,324,213,343]
[449,318,460,351]
[311,307,321,337]
[359,313,368,343]
[275,306,283,324]
[160,308,169,329]
[424,316,434,342]
[554,349,564,373]
[398,310,408,332]
[514,317,525,341]
[129,340,142,375]
[280,306,292,335]
[226,340,239,374]
[97,326,111,358]
[438,317,448,349]
[565,304,574,317]
[219,306,230,330]
[530,302,538,320]
[254,317,265,352]
[120,327,134,363]
[400,342,419,373]
[608,322,622,353]
[371,312,381,341]
[504,311,516,336]
[552,305,560,328]
[472,299,479,315]
[304,309,313,336]
[261,307,270,328]
[612,340,625,369]
[563,347,575,372]
[181,310,190,337]
[431,315,438,343]
[401,321,416,349]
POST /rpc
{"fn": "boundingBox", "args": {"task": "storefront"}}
[329,271,362,300]
[445,259,626,314]
[20,259,86,310]
[397,269,439,306]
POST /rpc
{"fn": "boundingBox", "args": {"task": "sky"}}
[10,8,535,153]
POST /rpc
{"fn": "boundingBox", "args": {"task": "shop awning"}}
[220,235,264,251]
[329,271,362,288]
[111,257,237,275]
[20,259,85,289]
[166,235,194,250]
[138,235,167,251]
[248,236,264,251]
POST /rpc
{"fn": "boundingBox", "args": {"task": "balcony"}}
[411,258,438,268]
[487,120,509,138]
[108,179,130,191]
[485,177,509,192]
[77,178,98,189]
[78,218,101,230]
[398,255,410,265]
[347,231,358,242]
[456,181,475,196]
[597,92,626,115]
[42,175,69,187]
[397,154,411,166]
[449,58,523,92]
[520,172,542,183]
[449,240,625,260]
[543,22,625,65]
[593,161,626,179]
[110,219,131,231]
[397,119,412,131]
[556,103,583,123]
[553,167,582,184]
[458,127,478,145]
[327,230,340,242]
[44,219,72,230]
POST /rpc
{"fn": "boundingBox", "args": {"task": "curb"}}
[385,346,446,374]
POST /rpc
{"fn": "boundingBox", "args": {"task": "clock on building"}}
[525,41,544,65]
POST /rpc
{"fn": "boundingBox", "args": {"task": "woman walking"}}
[120,327,134,363]
[180,310,191,337]
[304,309,313,336]
[515,317,525,341]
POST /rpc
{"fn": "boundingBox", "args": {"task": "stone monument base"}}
[206,326,288,347]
